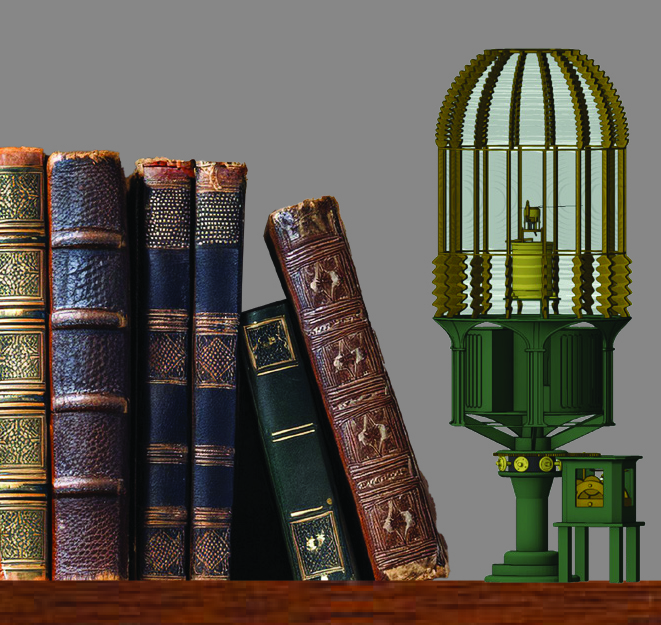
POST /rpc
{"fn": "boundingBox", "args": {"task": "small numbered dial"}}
[513,456,529,472]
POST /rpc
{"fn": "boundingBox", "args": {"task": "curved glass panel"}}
[575,70,603,148]
[519,54,546,146]
[462,150,475,251]
[462,60,495,147]
[487,151,508,252]
[487,55,518,146]
[546,55,578,146]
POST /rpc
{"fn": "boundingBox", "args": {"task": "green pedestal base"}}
[485,550,578,583]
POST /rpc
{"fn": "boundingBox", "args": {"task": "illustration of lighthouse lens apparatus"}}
[432,49,637,582]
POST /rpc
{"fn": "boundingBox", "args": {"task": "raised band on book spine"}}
[191,162,246,579]
[265,196,449,581]
[130,158,194,580]
[48,151,130,581]
[0,147,48,580]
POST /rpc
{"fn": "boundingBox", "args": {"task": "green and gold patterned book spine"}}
[0,147,48,580]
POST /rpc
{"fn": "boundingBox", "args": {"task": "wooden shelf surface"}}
[0,580,659,624]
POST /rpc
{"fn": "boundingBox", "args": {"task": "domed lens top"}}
[433,50,630,319]
[436,50,628,150]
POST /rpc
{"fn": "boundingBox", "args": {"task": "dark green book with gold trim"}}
[240,300,358,580]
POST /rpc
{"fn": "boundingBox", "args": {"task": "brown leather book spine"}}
[0,147,48,580]
[265,196,449,581]
[48,151,130,580]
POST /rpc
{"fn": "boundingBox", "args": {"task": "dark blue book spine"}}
[190,162,246,579]
[132,159,194,579]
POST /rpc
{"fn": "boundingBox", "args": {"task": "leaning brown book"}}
[265,196,449,581]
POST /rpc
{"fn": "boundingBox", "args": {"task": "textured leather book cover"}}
[265,196,449,581]
[48,151,130,580]
[130,159,194,579]
[241,300,358,581]
[0,147,48,580]
[190,162,246,579]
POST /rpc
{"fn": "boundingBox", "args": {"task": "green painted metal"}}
[559,456,640,525]
[575,526,589,581]
[435,315,630,581]
[626,526,641,582]
[553,456,643,583]
[434,50,636,583]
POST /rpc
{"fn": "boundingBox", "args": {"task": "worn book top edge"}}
[195,162,247,193]
[47,151,121,174]
[0,147,44,167]
[134,158,195,179]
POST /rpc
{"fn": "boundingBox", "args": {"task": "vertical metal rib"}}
[449,149,462,254]
[572,151,582,317]
[537,52,556,148]
[439,150,446,254]
[570,51,628,148]
[508,52,526,149]
[618,149,626,253]
[437,52,498,149]
[541,150,549,318]
[551,52,590,149]
[552,148,560,315]
[474,52,512,149]
[482,149,492,314]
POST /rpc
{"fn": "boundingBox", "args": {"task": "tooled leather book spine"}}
[0,147,48,580]
[265,196,449,581]
[48,151,130,580]
[240,300,358,581]
[190,162,246,579]
[131,159,194,580]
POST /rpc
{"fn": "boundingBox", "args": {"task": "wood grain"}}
[0,581,659,624]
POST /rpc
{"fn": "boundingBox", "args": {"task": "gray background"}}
[1,0,658,580]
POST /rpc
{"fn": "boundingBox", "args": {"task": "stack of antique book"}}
[0,147,448,581]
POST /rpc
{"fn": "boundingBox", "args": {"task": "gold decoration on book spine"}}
[143,162,192,249]
[290,510,345,580]
[194,163,246,246]
[0,167,44,232]
[143,506,188,525]
[0,152,47,580]
[192,507,232,525]
[0,409,45,476]
[193,445,234,468]
[191,507,232,579]
[0,323,45,390]
[147,309,189,384]
[142,506,187,580]
[0,249,43,304]
[145,444,188,465]
[0,499,47,580]
[243,315,297,375]
[194,312,239,389]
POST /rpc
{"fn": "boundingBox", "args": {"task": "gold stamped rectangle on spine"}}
[0,147,48,580]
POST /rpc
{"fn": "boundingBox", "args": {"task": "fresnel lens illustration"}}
[433,49,642,582]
